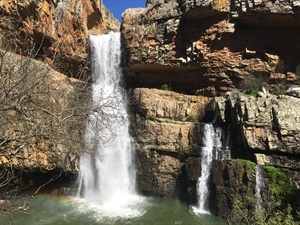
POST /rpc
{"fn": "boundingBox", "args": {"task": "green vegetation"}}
[186,111,198,122]
[229,195,299,225]
[177,144,186,157]
[264,166,293,203]
[161,83,171,91]
[232,158,256,174]
[173,115,184,121]
[228,165,298,224]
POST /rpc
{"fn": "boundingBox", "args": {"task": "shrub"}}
[161,83,171,91]
[240,74,267,96]
[229,195,298,225]
[186,111,198,122]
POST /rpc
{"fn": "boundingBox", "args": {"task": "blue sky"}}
[103,0,146,22]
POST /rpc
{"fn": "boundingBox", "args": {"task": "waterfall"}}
[255,165,264,212]
[77,32,144,218]
[193,123,231,214]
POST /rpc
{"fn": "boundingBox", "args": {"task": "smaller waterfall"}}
[255,165,264,212]
[193,124,232,215]
[214,127,231,160]
[196,124,215,214]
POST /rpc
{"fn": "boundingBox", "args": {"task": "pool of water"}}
[0,195,227,225]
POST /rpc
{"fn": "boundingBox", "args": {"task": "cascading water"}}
[77,32,144,218]
[255,165,264,212]
[193,123,231,215]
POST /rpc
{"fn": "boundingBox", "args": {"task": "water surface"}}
[1,195,227,225]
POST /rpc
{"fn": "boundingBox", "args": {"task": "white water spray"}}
[77,32,144,218]
[255,165,264,212]
[193,124,231,215]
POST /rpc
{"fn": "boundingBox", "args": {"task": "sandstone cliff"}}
[0,50,86,173]
[1,0,300,220]
[0,0,119,78]
[132,88,213,196]
[122,1,300,218]
[0,0,119,173]
[121,0,300,96]
[131,87,300,217]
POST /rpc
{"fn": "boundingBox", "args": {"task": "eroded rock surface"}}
[131,88,300,217]
[0,50,86,173]
[132,88,213,197]
[216,92,300,169]
[121,0,300,96]
[0,0,119,78]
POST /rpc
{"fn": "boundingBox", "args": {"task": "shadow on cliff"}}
[224,24,300,72]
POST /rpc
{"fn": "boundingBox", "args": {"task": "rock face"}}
[123,2,300,218]
[0,0,119,78]
[216,92,300,187]
[121,0,300,96]
[130,88,300,217]
[0,0,119,173]
[132,88,213,197]
[0,50,87,173]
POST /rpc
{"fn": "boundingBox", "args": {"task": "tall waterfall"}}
[193,124,231,214]
[77,32,143,218]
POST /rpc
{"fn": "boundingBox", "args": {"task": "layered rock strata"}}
[0,50,87,173]
[131,87,300,217]
[132,88,213,197]
[216,91,300,187]
[0,0,119,173]
[121,0,300,96]
[0,0,119,78]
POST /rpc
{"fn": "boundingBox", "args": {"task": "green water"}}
[1,195,227,225]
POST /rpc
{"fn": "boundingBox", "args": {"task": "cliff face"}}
[0,0,119,78]
[121,0,300,96]
[216,92,300,182]
[122,2,300,217]
[1,0,300,220]
[0,0,119,174]
[132,88,213,197]
[130,88,300,217]
[0,50,86,173]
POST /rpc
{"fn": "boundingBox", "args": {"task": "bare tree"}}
[0,11,127,213]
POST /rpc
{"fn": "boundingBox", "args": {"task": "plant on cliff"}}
[161,83,171,91]
[187,111,198,122]
[146,115,157,121]
[232,158,256,174]
[264,166,293,203]
[227,165,298,224]
[240,74,267,96]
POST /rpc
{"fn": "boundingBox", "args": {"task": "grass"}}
[264,166,293,203]
[186,111,198,122]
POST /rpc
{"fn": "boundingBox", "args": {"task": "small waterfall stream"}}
[193,123,231,214]
[77,32,144,218]
[255,165,264,212]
